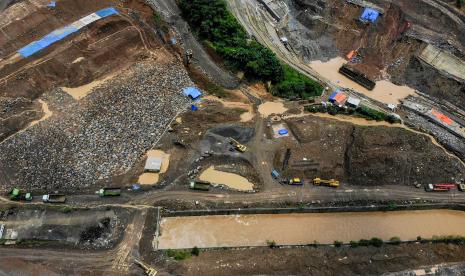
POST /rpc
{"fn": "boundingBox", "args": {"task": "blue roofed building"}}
[183,87,202,100]
[360,8,380,23]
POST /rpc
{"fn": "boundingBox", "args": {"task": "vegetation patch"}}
[306,104,401,124]
[178,0,323,99]
[166,249,192,260]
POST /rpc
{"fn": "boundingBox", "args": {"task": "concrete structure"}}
[418,45,465,82]
[144,157,162,172]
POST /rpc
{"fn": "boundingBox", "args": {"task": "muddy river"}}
[310,57,417,105]
[156,210,465,249]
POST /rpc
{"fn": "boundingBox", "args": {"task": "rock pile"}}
[0,58,192,191]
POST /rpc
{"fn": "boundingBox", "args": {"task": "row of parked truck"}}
[8,187,125,203]
[425,183,465,192]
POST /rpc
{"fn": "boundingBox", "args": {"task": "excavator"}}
[229,137,247,152]
[313,178,340,188]
[134,259,158,276]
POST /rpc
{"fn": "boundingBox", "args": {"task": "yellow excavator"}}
[229,137,247,152]
[313,178,340,188]
[135,259,158,276]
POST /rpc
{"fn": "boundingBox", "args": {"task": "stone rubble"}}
[0,58,192,191]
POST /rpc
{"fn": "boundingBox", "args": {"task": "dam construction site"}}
[1,0,465,275]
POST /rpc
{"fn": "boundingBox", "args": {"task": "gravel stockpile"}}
[0,59,192,191]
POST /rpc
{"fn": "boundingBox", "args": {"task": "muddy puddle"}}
[199,166,254,191]
[258,101,287,117]
[138,150,170,185]
[310,57,417,105]
[61,74,115,100]
[156,210,465,249]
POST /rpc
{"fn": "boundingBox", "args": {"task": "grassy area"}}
[178,0,323,99]
[306,104,401,124]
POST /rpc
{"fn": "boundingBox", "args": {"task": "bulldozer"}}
[229,137,247,152]
[313,178,340,188]
[134,259,157,276]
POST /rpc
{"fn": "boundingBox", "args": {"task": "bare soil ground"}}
[290,0,465,106]
[282,115,465,185]
[158,243,465,276]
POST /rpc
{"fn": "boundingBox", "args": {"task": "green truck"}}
[9,188,32,201]
[189,181,210,191]
[99,187,122,197]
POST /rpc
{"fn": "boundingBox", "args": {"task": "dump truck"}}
[458,183,465,192]
[42,194,66,203]
[229,137,247,152]
[189,181,210,191]
[313,178,340,188]
[9,188,32,201]
[135,259,157,276]
[289,178,303,185]
[99,187,122,197]
[425,184,454,192]
[271,169,280,179]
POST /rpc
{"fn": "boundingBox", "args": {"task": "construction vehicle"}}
[229,137,247,152]
[425,183,455,192]
[189,181,210,191]
[9,188,32,201]
[98,187,121,197]
[134,259,157,276]
[42,194,66,203]
[313,178,340,188]
[185,49,193,66]
[458,183,465,192]
[289,178,303,185]
[271,169,280,179]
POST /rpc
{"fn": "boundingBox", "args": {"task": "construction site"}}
[0,0,465,275]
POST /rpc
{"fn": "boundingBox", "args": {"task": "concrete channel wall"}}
[162,203,465,217]
[418,44,465,82]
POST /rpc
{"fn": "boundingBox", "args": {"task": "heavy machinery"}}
[313,178,340,188]
[289,178,303,185]
[189,181,210,191]
[42,194,66,203]
[425,183,455,192]
[185,49,193,66]
[458,183,465,192]
[134,259,157,276]
[98,187,122,197]
[229,137,247,152]
[9,188,32,201]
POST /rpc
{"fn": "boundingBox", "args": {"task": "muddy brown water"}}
[199,166,254,191]
[156,210,465,249]
[310,57,417,105]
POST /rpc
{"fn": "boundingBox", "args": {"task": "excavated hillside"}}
[288,0,465,107]
[284,116,465,186]
[0,0,193,191]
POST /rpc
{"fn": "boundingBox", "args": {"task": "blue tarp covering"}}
[17,7,119,58]
[183,87,202,99]
[95,7,119,17]
[191,105,198,111]
[329,91,338,101]
[47,1,56,7]
[360,8,380,23]
[278,129,288,135]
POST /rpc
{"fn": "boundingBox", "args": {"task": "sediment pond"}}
[156,210,465,249]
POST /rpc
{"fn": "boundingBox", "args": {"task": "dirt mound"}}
[283,116,464,185]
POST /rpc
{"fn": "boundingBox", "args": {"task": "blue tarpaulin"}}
[360,8,380,23]
[47,1,56,8]
[278,129,288,135]
[329,90,339,101]
[183,87,202,100]
[17,7,119,58]
[191,105,198,111]
[95,7,119,17]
